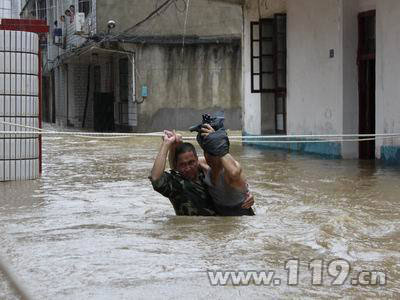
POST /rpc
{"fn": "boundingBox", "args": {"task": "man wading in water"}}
[149,114,254,216]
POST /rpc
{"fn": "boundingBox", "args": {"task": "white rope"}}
[0,131,399,144]
[1,120,400,143]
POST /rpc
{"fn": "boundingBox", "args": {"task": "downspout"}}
[82,65,91,128]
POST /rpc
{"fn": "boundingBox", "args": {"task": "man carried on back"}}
[149,113,255,216]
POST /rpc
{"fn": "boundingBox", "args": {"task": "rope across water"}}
[1,120,400,143]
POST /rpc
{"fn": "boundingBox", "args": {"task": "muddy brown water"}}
[1,133,400,299]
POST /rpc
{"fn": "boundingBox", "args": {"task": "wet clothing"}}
[204,169,255,216]
[149,169,217,216]
[197,128,230,157]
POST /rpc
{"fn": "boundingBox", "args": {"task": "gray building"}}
[22,0,243,132]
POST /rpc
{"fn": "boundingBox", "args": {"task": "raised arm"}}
[220,154,242,182]
[168,131,183,170]
[150,131,175,181]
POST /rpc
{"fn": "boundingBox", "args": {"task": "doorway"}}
[358,10,375,160]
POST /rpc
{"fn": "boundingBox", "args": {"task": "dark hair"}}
[175,142,197,164]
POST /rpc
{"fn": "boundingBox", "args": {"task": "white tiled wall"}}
[0,30,40,182]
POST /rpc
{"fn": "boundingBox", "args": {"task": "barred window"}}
[78,0,91,17]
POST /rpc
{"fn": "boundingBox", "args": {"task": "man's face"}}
[176,151,199,180]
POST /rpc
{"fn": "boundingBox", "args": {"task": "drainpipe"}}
[82,64,91,128]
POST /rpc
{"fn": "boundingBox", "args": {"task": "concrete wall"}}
[96,0,242,37]
[55,65,68,126]
[67,64,94,129]
[124,42,242,132]
[286,0,342,136]
[242,0,400,161]
[376,0,400,162]
[341,0,360,159]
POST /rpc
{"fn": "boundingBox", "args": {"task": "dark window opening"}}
[78,0,91,17]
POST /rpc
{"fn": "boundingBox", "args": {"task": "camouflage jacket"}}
[149,169,217,216]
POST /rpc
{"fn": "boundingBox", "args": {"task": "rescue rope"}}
[1,120,400,143]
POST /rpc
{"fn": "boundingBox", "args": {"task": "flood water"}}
[1,131,400,299]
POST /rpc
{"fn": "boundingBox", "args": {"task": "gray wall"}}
[126,42,242,132]
[96,0,242,37]
[376,0,400,156]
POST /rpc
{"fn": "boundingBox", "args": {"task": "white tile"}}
[4,96,10,115]
[34,139,39,157]
[0,96,4,115]
[0,138,3,159]
[33,56,39,75]
[15,137,20,159]
[32,76,39,96]
[10,74,16,95]
[20,160,26,181]
[20,96,25,115]
[19,138,26,159]
[20,74,26,95]
[4,160,10,181]
[34,159,39,178]
[14,96,20,115]
[4,138,9,159]
[9,160,15,181]
[10,52,16,73]
[29,159,34,179]
[0,74,4,94]
[0,161,4,182]
[0,31,4,51]
[4,52,11,73]
[33,34,39,54]
[0,52,4,72]
[15,160,21,181]
[16,31,22,53]
[9,138,15,159]
[27,53,32,74]
[4,31,10,51]
[33,98,39,116]
[16,53,22,74]
[10,31,16,51]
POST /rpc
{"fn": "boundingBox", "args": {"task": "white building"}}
[0,0,21,18]
[214,0,400,164]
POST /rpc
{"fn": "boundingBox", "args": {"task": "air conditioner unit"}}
[74,12,86,35]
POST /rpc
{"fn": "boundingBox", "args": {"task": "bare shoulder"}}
[198,157,210,172]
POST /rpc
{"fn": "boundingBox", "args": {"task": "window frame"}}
[78,0,91,17]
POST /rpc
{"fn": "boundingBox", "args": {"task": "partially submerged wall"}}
[128,42,242,132]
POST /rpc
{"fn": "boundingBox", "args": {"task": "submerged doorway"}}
[358,10,376,160]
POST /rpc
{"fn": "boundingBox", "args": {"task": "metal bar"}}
[82,65,91,128]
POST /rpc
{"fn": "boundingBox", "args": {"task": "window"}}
[78,0,91,17]
[250,14,287,133]
[119,58,129,102]
[250,22,261,92]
